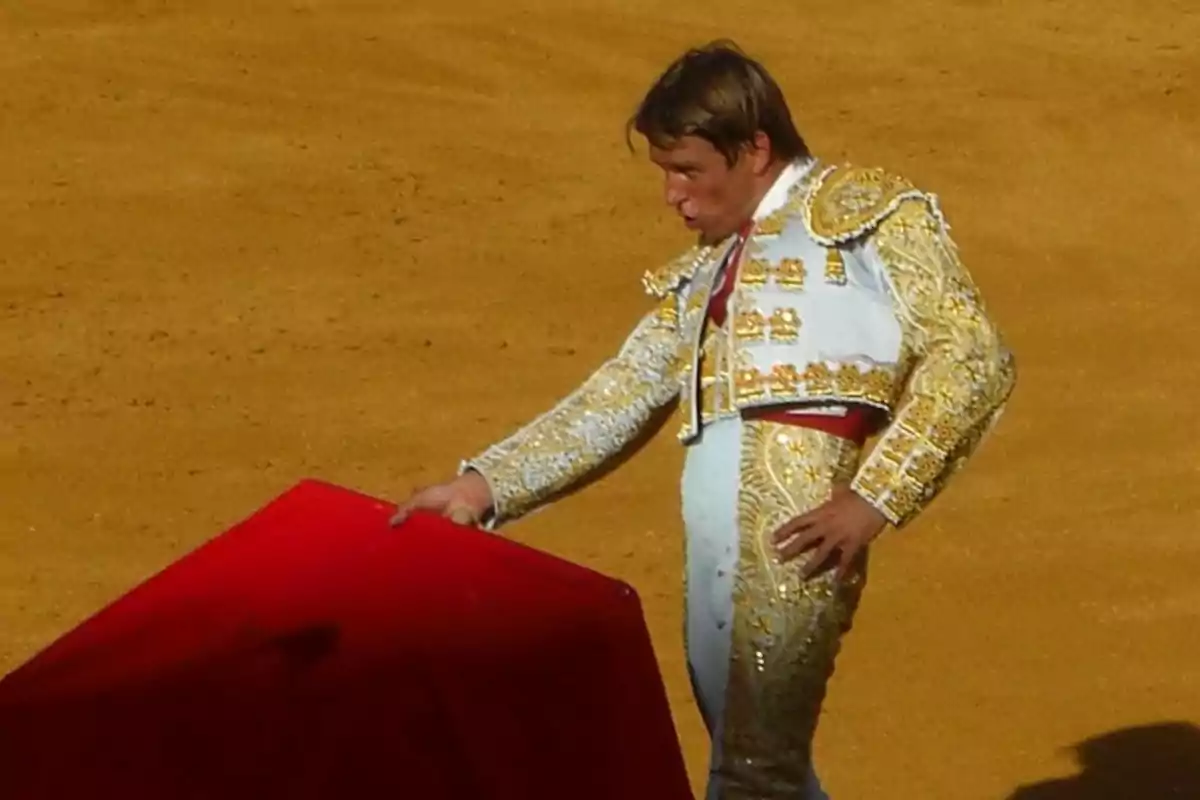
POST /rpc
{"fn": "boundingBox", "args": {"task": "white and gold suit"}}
[460,159,1017,799]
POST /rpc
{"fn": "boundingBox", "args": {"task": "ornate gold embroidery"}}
[802,164,927,245]
[850,198,1016,526]
[929,418,961,451]
[734,302,767,342]
[675,255,726,393]
[643,243,716,298]
[905,451,943,484]
[840,365,892,405]
[802,363,834,395]
[901,395,938,433]
[834,364,861,394]
[732,302,802,345]
[767,307,802,342]
[879,428,919,464]
[768,364,802,395]
[853,462,889,493]
[825,249,848,285]
[652,296,679,329]
[725,361,896,410]
[696,340,896,434]
[676,246,750,442]
[864,368,894,405]
[462,300,685,524]
[775,257,807,289]
[697,319,733,425]
[734,363,766,402]
[677,161,938,444]
[754,214,785,236]
[719,421,865,797]
[740,257,770,286]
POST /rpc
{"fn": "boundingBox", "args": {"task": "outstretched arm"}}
[460,294,684,527]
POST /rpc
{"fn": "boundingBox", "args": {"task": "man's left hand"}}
[771,486,888,579]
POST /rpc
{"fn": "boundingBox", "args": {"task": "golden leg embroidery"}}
[716,421,866,799]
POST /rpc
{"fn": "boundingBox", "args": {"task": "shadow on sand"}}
[1008,722,1200,800]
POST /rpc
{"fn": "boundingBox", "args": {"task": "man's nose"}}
[664,175,686,207]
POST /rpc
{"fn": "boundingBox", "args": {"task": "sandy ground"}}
[3,0,1200,796]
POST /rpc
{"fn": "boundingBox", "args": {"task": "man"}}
[393,40,1016,799]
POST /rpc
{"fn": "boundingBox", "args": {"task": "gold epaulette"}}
[802,164,931,245]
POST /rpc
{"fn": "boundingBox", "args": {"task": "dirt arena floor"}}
[3,0,1199,796]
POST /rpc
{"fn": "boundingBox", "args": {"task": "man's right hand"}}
[389,470,495,528]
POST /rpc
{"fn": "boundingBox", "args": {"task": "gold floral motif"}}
[905,450,943,485]
[734,302,768,342]
[734,364,766,401]
[886,484,925,521]
[767,307,802,342]
[850,198,1016,526]
[462,301,685,525]
[801,363,834,395]
[879,429,919,464]
[848,366,892,404]
[718,421,865,797]
[755,213,786,236]
[739,257,770,286]
[900,395,937,434]
[775,258,807,289]
[768,364,802,395]
[729,300,804,345]
[834,364,862,394]
[825,248,848,285]
[929,418,962,451]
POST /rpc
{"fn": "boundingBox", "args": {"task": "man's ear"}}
[750,130,774,174]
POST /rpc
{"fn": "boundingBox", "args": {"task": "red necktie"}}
[706,222,753,328]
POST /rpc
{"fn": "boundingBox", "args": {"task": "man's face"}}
[649,135,765,244]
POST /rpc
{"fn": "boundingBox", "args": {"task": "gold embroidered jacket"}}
[462,161,1016,528]
[657,160,906,442]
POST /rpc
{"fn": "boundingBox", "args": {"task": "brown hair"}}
[627,40,810,165]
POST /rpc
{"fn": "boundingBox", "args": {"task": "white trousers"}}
[681,417,831,800]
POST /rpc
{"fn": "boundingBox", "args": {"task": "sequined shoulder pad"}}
[642,244,711,298]
[802,164,932,245]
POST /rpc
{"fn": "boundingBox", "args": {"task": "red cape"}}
[0,480,692,799]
